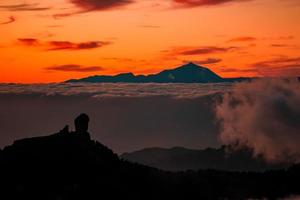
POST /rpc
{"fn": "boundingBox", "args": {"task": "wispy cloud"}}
[18,38,39,46]
[250,57,300,76]
[17,38,111,51]
[227,36,257,43]
[0,16,16,25]
[269,44,298,48]
[47,25,64,28]
[172,0,252,8]
[53,0,134,18]
[47,41,110,51]
[178,46,237,55]
[270,44,289,47]
[102,57,135,62]
[219,67,257,73]
[183,58,222,65]
[139,25,161,28]
[70,0,133,11]
[53,11,84,19]
[277,36,294,40]
[45,64,103,72]
[252,57,300,67]
[0,3,51,11]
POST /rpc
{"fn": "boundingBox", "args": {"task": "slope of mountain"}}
[121,146,288,172]
[0,114,299,199]
[66,63,247,83]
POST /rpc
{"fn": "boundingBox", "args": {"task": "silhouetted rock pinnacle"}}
[0,114,118,167]
[74,113,91,139]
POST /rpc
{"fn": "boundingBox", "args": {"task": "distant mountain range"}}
[66,62,250,83]
[121,146,289,172]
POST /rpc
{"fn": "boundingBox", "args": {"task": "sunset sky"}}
[0,0,300,83]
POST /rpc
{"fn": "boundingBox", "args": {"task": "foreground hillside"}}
[0,114,299,199]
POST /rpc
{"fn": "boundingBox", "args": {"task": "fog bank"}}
[0,83,228,153]
[216,79,300,163]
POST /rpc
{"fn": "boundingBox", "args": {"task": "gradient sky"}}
[0,0,300,83]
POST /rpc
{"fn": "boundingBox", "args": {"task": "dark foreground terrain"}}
[121,146,289,172]
[0,114,299,200]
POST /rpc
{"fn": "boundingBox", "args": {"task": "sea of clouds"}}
[0,83,231,153]
[0,83,232,98]
[1,79,300,162]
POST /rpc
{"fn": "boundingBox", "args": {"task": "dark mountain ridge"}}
[0,114,299,199]
[66,63,250,83]
[121,146,289,172]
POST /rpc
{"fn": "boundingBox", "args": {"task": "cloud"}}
[102,57,136,62]
[0,16,16,25]
[251,57,300,77]
[164,46,239,60]
[18,38,39,46]
[46,64,103,72]
[47,41,110,51]
[183,58,222,65]
[47,25,64,28]
[53,11,84,19]
[254,57,300,65]
[216,78,300,163]
[227,37,257,43]
[17,38,111,51]
[263,36,295,41]
[69,0,133,11]
[270,44,289,47]
[0,83,230,152]
[139,25,161,28]
[219,67,257,73]
[179,46,236,55]
[277,36,294,40]
[269,44,298,48]
[53,0,133,17]
[53,0,254,17]
[0,82,232,99]
[172,0,251,8]
[0,3,51,11]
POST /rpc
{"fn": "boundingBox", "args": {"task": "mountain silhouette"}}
[121,146,289,172]
[66,62,249,83]
[0,114,299,199]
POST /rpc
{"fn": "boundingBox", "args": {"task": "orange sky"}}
[0,0,300,83]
